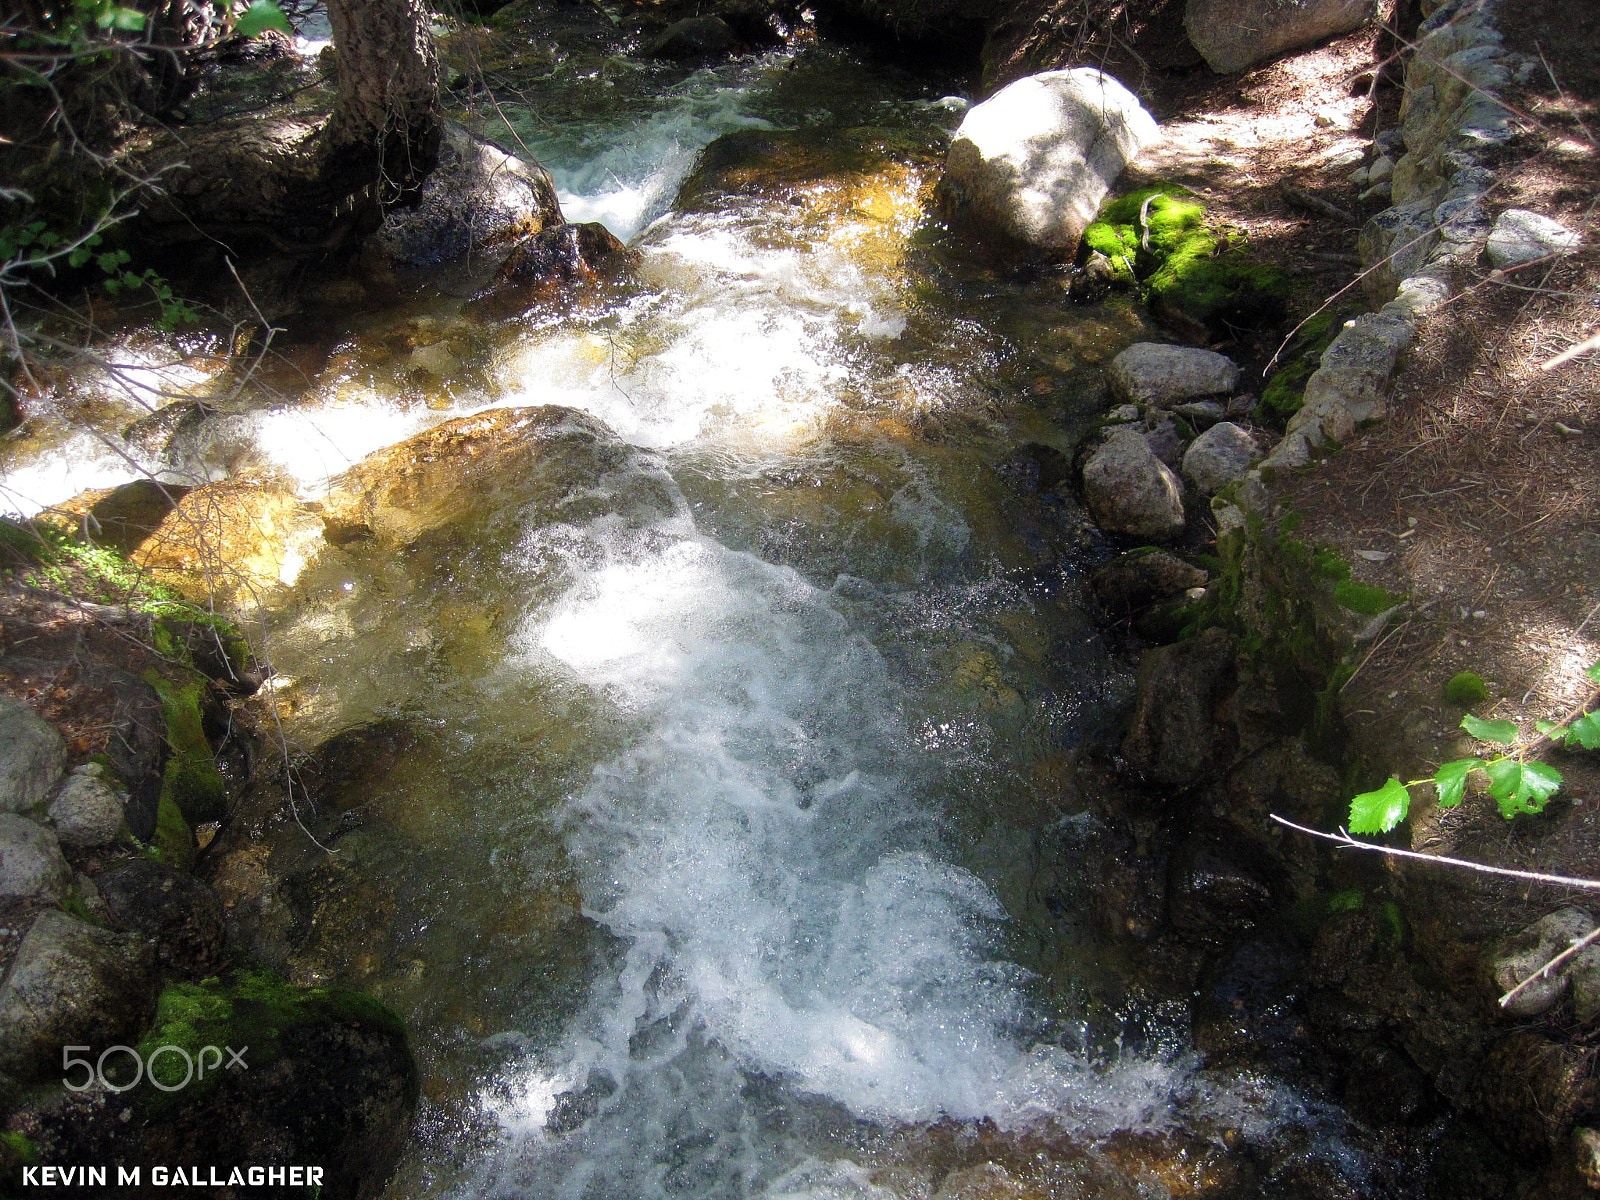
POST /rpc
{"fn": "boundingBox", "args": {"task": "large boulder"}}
[1108,343,1239,408]
[376,122,563,267]
[1185,0,1379,74]
[0,814,71,905]
[942,68,1158,254]
[1081,425,1187,541]
[0,697,64,814]
[317,405,678,549]
[0,909,157,1082]
[131,473,317,610]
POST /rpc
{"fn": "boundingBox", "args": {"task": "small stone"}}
[1486,208,1582,270]
[1360,181,1392,204]
[1081,426,1187,542]
[47,770,128,848]
[1355,549,1390,562]
[1108,343,1240,408]
[1143,415,1184,467]
[0,814,71,905]
[1182,421,1258,495]
[1374,130,1405,158]
[0,698,65,815]
[1327,145,1366,170]
[1090,549,1208,611]
[1173,399,1227,428]
[1107,404,1141,422]
[1367,154,1395,183]
[1225,393,1259,420]
[1349,165,1371,186]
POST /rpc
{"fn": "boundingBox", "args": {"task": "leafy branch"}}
[1345,661,1600,834]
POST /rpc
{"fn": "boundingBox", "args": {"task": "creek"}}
[1,37,1378,1200]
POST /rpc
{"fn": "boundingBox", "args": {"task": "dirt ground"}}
[1256,2,1600,934]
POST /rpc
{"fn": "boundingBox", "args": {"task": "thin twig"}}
[1270,815,1600,891]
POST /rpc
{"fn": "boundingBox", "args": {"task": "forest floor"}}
[1119,1,1600,934]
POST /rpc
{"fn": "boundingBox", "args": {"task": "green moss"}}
[1261,311,1345,424]
[145,671,225,826]
[1334,578,1404,615]
[150,789,194,870]
[135,970,415,1117]
[1445,671,1489,706]
[1084,184,1286,338]
[0,1131,40,1168]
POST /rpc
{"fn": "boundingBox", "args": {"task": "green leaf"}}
[108,5,146,30]
[1587,660,1600,684]
[1485,757,1563,818]
[1461,714,1519,745]
[1535,719,1562,735]
[1348,777,1412,835]
[1566,711,1600,751]
[1433,759,1480,808]
[235,1,292,37]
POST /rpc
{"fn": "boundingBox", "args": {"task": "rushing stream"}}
[2,33,1382,1200]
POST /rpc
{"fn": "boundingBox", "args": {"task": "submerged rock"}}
[40,479,190,555]
[642,15,737,60]
[0,909,157,1082]
[376,122,562,267]
[318,405,677,549]
[1108,343,1239,408]
[0,697,64,814]
[1081,426,1186,541]
[1186,0,1379,73]
[942,68,1158,254]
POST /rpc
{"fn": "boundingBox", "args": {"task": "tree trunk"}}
[127,0,442,255]
[323,0,441,210]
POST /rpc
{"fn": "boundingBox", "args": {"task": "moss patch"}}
[133,970,414,1117]
[1261,311,1344,424]
[1083,185,1287,339]
[145,671,226,827]
[1446,670,1490,706]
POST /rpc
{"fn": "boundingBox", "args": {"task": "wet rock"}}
[1471,1031,1597,1154]
[1090,549,1207,613]
[1182,420,1258,495]
[0,909,156,1082]
[318,405,678,549]
[0,814,71,905]
[0,696,64,814]
[1486,208,1582,270]
[997,443,1072,495]
[1121,627,1237,787]
[132,472,316,609]
[96,857,226,977]
[376,122,562,267]
[1081,426,1186,542]
[942,68,1158,254]
[46,767,128,848]
[467,221,634,319]
[1491,907,1599,1019]
[1108,343,1239,408]
[642,15,737,59]
[1186,0,1379,73]
[1168,834,1274,935]
[1576,1128,1600,1192]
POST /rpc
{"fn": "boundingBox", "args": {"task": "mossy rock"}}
[1083,185,1288,340]
[144,671,226,828]
[1260,310,1345,424]
[21,970,416,1199]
